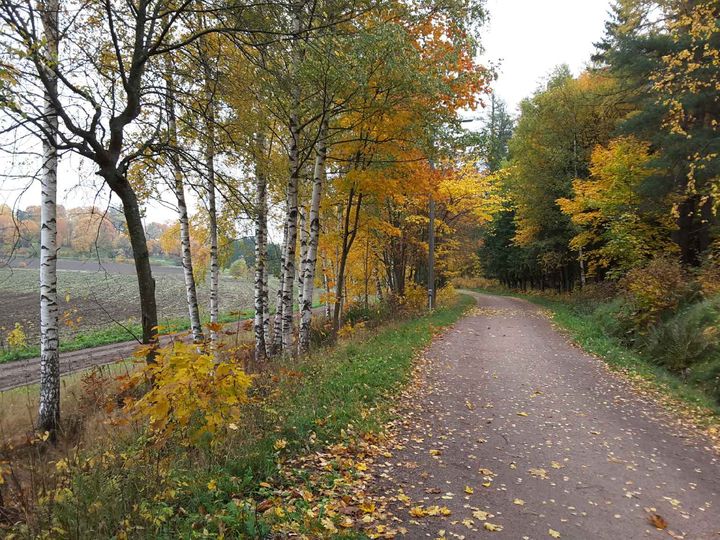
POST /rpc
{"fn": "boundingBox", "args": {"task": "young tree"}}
[164,71,204,343]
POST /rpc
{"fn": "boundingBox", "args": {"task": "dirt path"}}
[373,292,720,539]
[0,307,324,392]
[0,320,249,392]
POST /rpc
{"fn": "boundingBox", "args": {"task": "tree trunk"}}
[254,133,269,362]
[37,0,60,439]
[165,74,203,343]
[332,187,363,331]
[113,180,158,361]
[299,125,327,352]
[280,2,303,354]
[272,218,288,354]
[203,72,220,343]
[298,204,308,309]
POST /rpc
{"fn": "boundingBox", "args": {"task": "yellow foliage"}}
[558,136,676,276]
[6,322,27,350]
[123,341,252,445]
[622,257,690,329]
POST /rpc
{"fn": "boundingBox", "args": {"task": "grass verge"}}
[0,310,252,364]
[474,288,720,417]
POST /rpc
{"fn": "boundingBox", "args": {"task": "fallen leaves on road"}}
[647,512,668,530]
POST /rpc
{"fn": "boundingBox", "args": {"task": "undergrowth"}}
[2,294,473,538]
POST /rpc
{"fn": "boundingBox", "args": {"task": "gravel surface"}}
[375,292,720,539]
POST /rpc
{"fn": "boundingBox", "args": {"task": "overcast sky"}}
[479,0,613,113]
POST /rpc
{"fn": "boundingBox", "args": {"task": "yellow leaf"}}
[273,439,287,450]
[321,517,337,533]
[409,506,426,518]
[529,468,548,479]
[484,522,503,532]
[517,411,529,417]
[513,498,525,506]
[549,529,561,538]
[464,486,474,494]
[207,479,218,491]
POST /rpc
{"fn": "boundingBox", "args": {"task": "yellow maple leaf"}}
[464,486,474,494]
[484,522,503,532]
[549,529,561,538]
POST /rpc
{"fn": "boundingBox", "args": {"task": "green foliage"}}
[588,297,637,345]
[229,257,250,280]
[643,298,720,374]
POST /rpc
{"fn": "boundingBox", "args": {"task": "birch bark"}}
[165,74,203,342]
[254,133,269,362]
[298,123,327,352]
[37,0,60,437]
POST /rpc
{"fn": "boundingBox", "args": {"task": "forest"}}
[0,0,718,538]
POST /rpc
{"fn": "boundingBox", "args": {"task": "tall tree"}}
[164,71,204,343]
[37,0,60,438]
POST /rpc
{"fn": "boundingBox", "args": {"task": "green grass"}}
[0,310,253,364]
[27,294,474,538]
[475,287,720,415]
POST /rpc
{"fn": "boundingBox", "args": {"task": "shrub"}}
[621,257,693,329]
[436,283,458,308]
[590,297,638,345]
[643,297,720,374]
[452,276,501,290]
[402,281,428,313]
[697,242,720,298]
[229,258,251,280]
[6,322,27,350]
[687,354,720,403]
[122,340,252,446]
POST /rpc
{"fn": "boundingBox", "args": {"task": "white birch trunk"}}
[37,0,60,437]
[298,204,308,309]
[298,124,327,352]
[272,218,288,354]
[201,54,220,342]
[254,133,269,362]
[280,1,303,354]
[165,74,204,343]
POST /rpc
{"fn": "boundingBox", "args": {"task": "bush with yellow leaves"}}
[621,256,692,329]
[123,341,252,446]
[435,283,458,308]
[6,322,27,350]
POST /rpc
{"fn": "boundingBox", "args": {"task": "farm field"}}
[0,258,275,357]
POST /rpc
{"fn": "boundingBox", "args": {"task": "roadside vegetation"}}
[1,288,467,538]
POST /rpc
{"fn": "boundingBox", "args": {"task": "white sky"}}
[479,0,613,113]
[1,0,614,224]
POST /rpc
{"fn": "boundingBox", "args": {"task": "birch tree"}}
[37,0,60,438]
[165,72,204,343]
[298,120,327,351]
[254,132,270,361]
